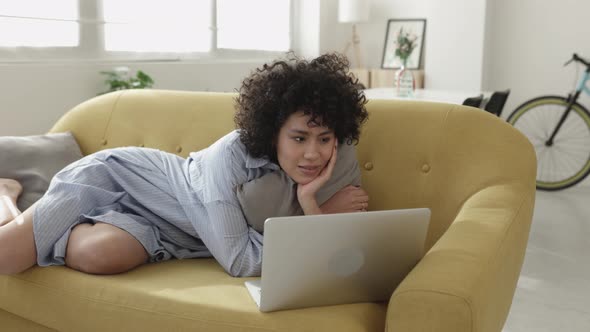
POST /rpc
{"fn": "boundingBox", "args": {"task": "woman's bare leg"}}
[0,178,36,275]
[0,203,37,275]
[0,179,22,226]
[0,178,149,275]
[0,210,148,275]
[65,223,149,275]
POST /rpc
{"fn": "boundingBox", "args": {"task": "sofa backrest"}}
[51,89,536,251]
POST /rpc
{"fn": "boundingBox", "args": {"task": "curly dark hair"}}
[234,52,368,162]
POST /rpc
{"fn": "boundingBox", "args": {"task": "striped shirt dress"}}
[33,130,278,277]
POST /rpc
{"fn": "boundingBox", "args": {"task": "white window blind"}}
[102,0,211,53]
[0,0,78,47]
[217,0,290,51]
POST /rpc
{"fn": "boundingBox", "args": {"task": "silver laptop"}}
[245,208,430,312]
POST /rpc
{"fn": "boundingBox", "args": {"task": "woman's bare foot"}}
[0,179,22,204]
[0,179,23,226]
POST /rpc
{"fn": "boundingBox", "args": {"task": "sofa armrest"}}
[386,183,535,332]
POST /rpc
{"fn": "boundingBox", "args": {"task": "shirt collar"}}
[245,154,280,170]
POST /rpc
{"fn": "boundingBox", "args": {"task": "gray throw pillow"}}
[237,143,361,233]
[0,132,83,211]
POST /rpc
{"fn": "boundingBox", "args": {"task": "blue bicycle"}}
[507,53,590,191]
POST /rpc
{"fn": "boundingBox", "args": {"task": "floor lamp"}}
[338,0,370,69]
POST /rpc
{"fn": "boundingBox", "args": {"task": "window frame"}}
[0,0,294,63]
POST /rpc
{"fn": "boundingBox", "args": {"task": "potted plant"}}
[99,66,154,95]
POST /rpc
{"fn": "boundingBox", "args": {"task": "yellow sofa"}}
[0,90,536,332]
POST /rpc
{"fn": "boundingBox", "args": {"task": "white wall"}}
[0,61,259,136]
[0,0,490,136]
[320,0,428,69]
[321,0,590,117]
[0,0,321,137]
[319,0,486,91]
[293,0,321,58]
[483,0,590,118]
[424,0,486,90]
[3,0,590,137]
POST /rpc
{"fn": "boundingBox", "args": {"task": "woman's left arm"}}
[191,142,264,277]
[320,185,369,213]
[200,200,264,277]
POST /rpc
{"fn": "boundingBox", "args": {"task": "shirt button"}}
[176,146,183,153]
[422,164,431,173]
[100,139,107,146]
[364,162,374,171]
[139,143,145,147]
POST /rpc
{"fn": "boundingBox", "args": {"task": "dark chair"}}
[484,89,510,117]
[462,94,484,108]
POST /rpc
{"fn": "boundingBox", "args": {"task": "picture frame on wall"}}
[381,18,426,69]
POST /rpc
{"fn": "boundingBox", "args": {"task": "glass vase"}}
[394,62,415,97]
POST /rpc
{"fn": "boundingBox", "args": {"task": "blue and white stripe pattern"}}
[33,130,278,277]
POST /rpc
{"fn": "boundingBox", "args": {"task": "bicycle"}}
[507,53,590,191]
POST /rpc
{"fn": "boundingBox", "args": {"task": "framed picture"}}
[381,18,426,69]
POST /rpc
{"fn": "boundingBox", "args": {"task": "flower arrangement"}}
[394,28,418,67]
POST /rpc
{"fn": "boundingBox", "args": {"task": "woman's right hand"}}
[297,142,338,215]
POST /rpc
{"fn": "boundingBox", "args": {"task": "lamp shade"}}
[338,0,370,23]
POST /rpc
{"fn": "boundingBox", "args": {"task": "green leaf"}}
[99,67,155,93]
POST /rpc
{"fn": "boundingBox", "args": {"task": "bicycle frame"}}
[576,70,590,96]
[546,62,590,145]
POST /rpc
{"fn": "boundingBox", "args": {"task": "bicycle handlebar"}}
[570,53,590,68]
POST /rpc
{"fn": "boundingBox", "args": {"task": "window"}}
[102,0,211,52]
[0,0,291,60]
[0,0,78,47]
[217,0,290,51]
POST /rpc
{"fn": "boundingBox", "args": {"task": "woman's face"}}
[276,111,336,185]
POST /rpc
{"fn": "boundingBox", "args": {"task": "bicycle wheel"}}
[507,95,590,191]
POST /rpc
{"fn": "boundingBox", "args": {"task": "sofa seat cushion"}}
[0,259,386,332]
[0,309,56,331]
